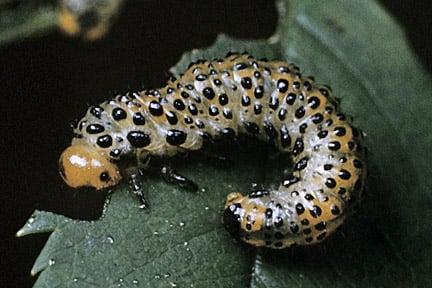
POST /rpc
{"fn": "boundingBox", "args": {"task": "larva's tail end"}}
[222,192,244,236]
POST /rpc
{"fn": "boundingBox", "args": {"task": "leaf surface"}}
[19,1,432,287]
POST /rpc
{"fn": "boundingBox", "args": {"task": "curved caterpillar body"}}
[57,0,124,40]
[60,53,366,249]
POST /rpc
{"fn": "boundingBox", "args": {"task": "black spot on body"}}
[353,159,363,168]
[209,105,219,116]
[278,108,286,121]
[195,74,208,81]
[254,85,264,98]
[290,224,300,234]
[334,126,346,136]
[248,189,269,198]
[324,164,333,170]
[338,187,347,195]
[331,205,340,215]
[244,122,260,134]
[97,135,112,148]
[218,94,228,105]
[133,112,146,125]
[283,174,299,187]
[254,104,262,115]
[89,105,103,119]
[127,131,151,148]
[112,108,127,121]
[184,116,193,124]
[316,232,327,241]
[274,217,283,228]
[292,138,304,156]
[265,208,273,218]
[202,87,215,100]
[277,79,289,93]
[296,203,305,215]
[286,93,296,105]
[295,106,305,118]
[318,130,328,138]
[315,222,326,231]
[196,120,205,129]
[234,62,248,70]
[109,149,121,158]
[86,124,104,134]
[242,95,251,106]
[174,99,185,110]
[166,111,178,125]
[311,113,324,124]
[188,104,198,115]
[280,127,291,148]
[339,169,351,180]
[294,157,308,171]
[241,77,252,89]
[308,96,320,109]
[223,109,233,119]
[264,122,277,140]
[325,178,337,188]
[299,123,307,133]
[181,91,190,98]
[269,97,279,110]
[166,129,187,146]
[310,206,322,218]
[328,141,341,151]
[149,101,163,116]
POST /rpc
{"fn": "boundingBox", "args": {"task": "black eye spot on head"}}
[100,171,111,182]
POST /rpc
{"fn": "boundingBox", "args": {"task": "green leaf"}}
[18,0,432,287]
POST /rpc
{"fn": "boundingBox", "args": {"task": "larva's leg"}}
[129,171,149,209]
[160,165,198,192]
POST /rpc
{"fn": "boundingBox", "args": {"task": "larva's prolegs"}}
[59,53,366,249]
[160,165,198,192]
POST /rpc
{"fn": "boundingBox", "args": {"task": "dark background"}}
[1,1,431,287]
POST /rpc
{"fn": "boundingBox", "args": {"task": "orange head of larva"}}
[59,144,122,190]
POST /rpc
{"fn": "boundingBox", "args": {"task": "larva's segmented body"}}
[60,53,366,249]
